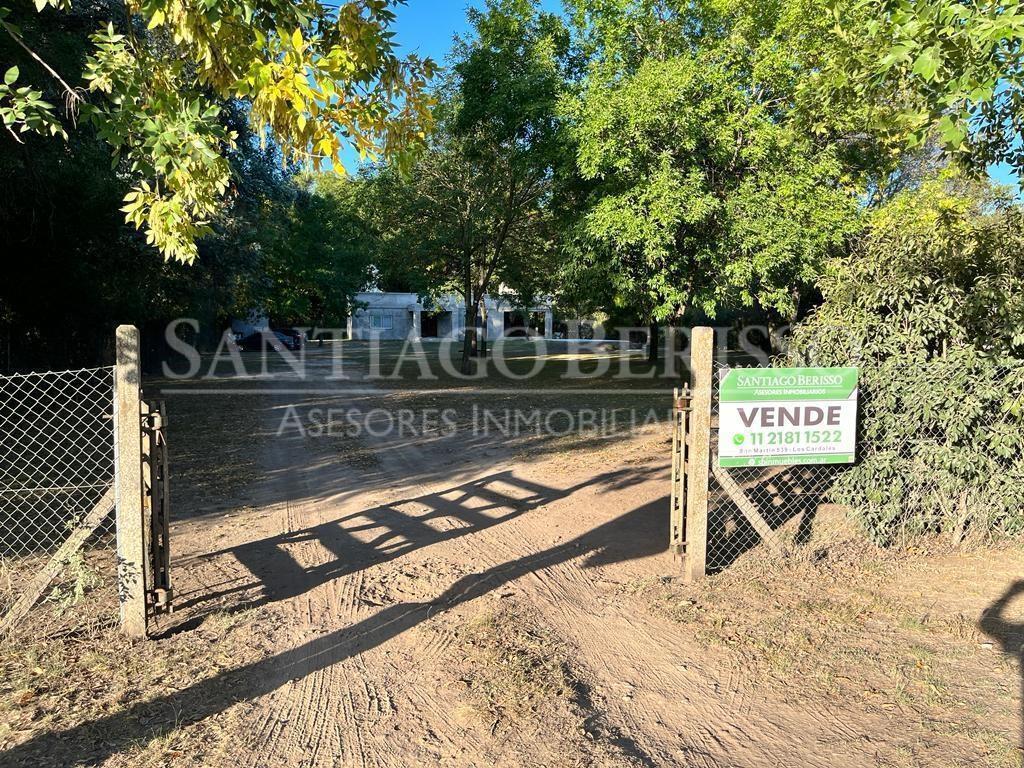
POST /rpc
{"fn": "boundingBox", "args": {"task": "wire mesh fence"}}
[704,353,1024,570]
[824,357,1024,546]
[0,367,115,613]
[707,359,846,572]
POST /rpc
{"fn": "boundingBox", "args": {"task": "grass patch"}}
[157,383,267,513]
[0,549,271,766]
[633,537,1024,767]
[446,600,649,767]
[457,602,573,726]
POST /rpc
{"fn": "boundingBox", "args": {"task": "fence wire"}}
[707,359,844,572]
[706,355,1024,570]
[0,367,115,609]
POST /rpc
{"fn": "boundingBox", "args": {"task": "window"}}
[369,311,393,330]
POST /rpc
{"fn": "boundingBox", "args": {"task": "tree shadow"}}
[979,579,1024,753]
[0,491,668,765]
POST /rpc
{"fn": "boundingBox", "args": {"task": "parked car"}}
[237,330,302,352]
[273,327,305,349]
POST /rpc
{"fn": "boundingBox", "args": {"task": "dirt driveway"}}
[3,343,1021,767]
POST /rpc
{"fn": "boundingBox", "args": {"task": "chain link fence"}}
[825,357,1024,546]
[706,359,845,572]
[704,353,1024,571]
[0,367,115,614]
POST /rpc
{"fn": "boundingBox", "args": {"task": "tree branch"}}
[1,18,84,120]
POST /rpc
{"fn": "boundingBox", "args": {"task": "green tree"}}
[256,173,376,329]
[565,0,865,350]
[819,0,1024,176]
[0,3,291,370]
[1,0,434,263]
[368,0,570,372]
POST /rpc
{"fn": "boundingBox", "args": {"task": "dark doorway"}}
[504,311,545,337]
[421,313,439,338]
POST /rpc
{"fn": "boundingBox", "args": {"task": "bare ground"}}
[1,343,1022,767]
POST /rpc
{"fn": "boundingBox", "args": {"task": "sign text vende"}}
[718,367,859,468]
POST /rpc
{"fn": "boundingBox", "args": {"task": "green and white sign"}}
[718,367,859,468]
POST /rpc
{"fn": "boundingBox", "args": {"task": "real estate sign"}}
[717,367,859,467]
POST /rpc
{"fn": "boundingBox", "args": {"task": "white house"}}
[347,292,554,342]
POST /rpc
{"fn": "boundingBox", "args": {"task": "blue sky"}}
[388,0,563,65]
[990,161,1018,188]
[389,1,483,66]
[345,1,1019,189]
[338,2,471,170]
[339,0,560,169]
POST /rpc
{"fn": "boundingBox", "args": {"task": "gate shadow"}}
[706,465,834,572]
[0,491,669,765]
[171,465,662,623]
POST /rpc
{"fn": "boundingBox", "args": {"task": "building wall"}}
[349,307,415,340]
[347,292,551,342]
[348,292,419,341]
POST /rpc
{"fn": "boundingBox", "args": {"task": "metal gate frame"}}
[142,399,173,617]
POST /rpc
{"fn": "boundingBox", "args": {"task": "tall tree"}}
[0,95,287,369]
[565,0,867,349]
[256,174,377,329]
[368,0,571,372]
[787,176,1024,542]
[1,0,434,262]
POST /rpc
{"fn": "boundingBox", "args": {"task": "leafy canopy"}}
[820,0,1024,175]
[255,174,377,328]
[789,177,1024,542]
[565,0,863,324]
[1,0,434,263]
[367,0,569,313]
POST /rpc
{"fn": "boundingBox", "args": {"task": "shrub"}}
[788,177,1024,543]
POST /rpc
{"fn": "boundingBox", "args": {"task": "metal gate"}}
[142,400,173,616]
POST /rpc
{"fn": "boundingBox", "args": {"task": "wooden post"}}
[115,325,147,638]
[684,326,713,582]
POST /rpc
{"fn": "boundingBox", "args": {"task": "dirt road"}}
[1,344,1018,767]
[138,345,993,768]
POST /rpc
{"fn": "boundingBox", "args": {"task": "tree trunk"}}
[767,309,798,358]
[768,288,802,358]
[647,320,659,364]
[767,319,786,358]
[461,303,477,374]
[460,255,475,375]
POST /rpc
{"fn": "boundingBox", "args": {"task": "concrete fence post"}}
[684,326,714,582]
[114,325,147,638]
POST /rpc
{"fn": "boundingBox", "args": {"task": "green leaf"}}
[911,47,941,81]
[3,66,17,86]
[936,114,967,148]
